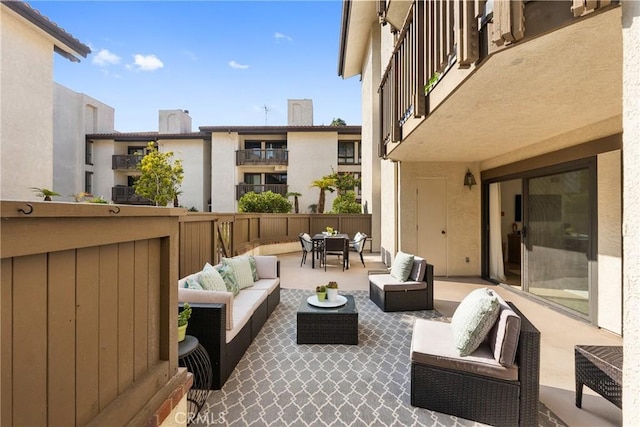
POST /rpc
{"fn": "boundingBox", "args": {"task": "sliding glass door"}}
[524,166,594,316]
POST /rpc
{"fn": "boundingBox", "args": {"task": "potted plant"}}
[178,302,192,342]
[316,285,327,301]
[30,187,60,201]
[326,281,338,302]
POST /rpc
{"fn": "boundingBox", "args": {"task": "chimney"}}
[287,99,313,126]
[159,109,192,134]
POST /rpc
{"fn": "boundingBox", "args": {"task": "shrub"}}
[238,191,293,213]
[331,191,362,214]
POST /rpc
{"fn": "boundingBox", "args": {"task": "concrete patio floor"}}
[277,250,623,427]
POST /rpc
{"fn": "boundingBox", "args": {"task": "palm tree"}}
[286,191,302,213]
[310,178,336,214]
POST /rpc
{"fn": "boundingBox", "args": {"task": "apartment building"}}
[86,99,362,213]
[339,0,639,416]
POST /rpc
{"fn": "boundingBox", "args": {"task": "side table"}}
[575,345,623,409]
[297,294,358,344]
[179,335,213,421]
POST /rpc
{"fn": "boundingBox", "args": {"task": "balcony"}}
[377,0,622,162]
[236,183,288,200]
[236,149,288,166]
[112,154,144,170]
[111,186,153,205]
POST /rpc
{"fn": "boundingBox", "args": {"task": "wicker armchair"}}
[410,302,540,427]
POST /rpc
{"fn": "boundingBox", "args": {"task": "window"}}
[338,141,356,164]
[85,171,93,194]
[85,140,93,165]
[265,173,287,185]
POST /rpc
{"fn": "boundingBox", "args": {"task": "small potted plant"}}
[30,187,61,201]
[326,281,338,302]
[325,226,334,236]
[178,303,192,342]
[316,285,327,301]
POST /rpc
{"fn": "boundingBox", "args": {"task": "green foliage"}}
[178,303,191,327]
[310,177,336,214]
[425,72,440,93]
[30,187,60,200]
[134,142,184,206]
[87,196,109,204]
[188,206,198,212]
[328,169,360,196]
[330,118,346,126]
[238,191,293,213]
[286,191,302,213]
[331,191,362,214]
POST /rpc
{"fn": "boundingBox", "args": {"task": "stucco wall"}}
[159,139,206,212]
[210,132,238,212]
[92,139,117,200]
[379,159,397,265]
[53,84,115,199]
[622,1,640,420]
[597,150,622,335]
[1,8,54,201]
[287,132,337,213]
[399,162,481,276]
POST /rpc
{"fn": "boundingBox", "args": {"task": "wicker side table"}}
[179,335,213,422]
[575,345,623,409]
[297,294,358,344]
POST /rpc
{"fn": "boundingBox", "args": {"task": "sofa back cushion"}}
[254,255,278,279]
[487,292,521,367]
[408,257,427,282]
[223,257,255,289]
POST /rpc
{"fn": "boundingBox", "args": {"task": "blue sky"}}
[31,0,362,132]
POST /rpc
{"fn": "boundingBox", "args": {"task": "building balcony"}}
[236,183,288,200]
[111,185,153,205]
[377,0,622,163]
[112,154,144,170]
[236,149,288,166]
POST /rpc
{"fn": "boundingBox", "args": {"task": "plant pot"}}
[316,291,326,301]
[178,323,188,342]
[327,288,338,302]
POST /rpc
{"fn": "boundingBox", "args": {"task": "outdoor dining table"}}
[311,233,349,269]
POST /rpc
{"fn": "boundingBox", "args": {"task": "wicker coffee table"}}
[297,294,358,344]
[575,345,623,409]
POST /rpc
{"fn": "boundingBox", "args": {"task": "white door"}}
[417,179,448,276]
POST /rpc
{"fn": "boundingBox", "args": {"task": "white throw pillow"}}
[390,251,415,282]
[222,257,255,289]
[198,269,227,292]
[450,288,500,356]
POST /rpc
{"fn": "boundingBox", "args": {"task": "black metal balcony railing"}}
[111,186,153,205]
[236,149,288,166]
[236,184,288,200]
[112,154,144,170]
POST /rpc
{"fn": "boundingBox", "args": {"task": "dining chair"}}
[352,233,367,267]
[323,236,348,271]
[298,233,313,267]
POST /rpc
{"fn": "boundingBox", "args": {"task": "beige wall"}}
[287,131,338,213]
[1,8,55,201]
[622,2,640,421]
[399,162,481,276]
[210,132,238,212]
[379,159,397,265]
[597,150,622,335]
[92,139,117,200]
[160,139,208,212]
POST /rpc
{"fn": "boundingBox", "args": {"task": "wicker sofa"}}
[178,255,280,389]
[369,256,434,311]
[410,296,540,426]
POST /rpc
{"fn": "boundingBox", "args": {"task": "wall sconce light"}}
[464,169,477,189]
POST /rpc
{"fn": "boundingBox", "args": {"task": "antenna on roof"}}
[263,104,270,126]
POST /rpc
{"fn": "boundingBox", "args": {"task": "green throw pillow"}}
[216,264,239,295]
[223,257,255,289]
[198,269,227,292]
[450,288,500,356]
[390,251,415,282]
[185,277,203,290]
[237,255,259,281]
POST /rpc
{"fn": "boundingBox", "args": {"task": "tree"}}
[331,191,362,214]
[238,191,292,213]
[330,118,346,126]
[310,177,336,214]
[286,191,302,213]
[134,142,184,206]
[328,169,361,196]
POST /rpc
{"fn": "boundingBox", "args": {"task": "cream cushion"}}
[487,291,521,367]
[223,257,255,289]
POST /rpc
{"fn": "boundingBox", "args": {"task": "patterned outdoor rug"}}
[193,289,566,427]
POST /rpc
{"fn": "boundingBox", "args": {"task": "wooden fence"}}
[0,201,371,425]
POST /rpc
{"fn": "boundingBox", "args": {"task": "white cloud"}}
[92,49,121,66]
[183,50,198,61]
[229,60,249,70]
[274,32,293,42]
[132,54,164,71]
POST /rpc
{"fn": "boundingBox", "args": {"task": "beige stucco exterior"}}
[1,6,55,201]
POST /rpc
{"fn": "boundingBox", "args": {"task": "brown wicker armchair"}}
[410,302,540,426]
